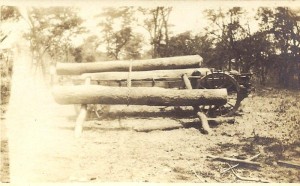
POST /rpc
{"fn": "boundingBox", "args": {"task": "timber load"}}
[51,54,252,136]
[56,55,203,75]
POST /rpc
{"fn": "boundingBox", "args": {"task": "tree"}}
[123,33,144,60]
[158,31,214,66]
[257,7,300,87]
[204,7,248,71]
[0,6,19,22]
[99,7,141,60]
[0,6,20,43]
[22,7,84,78]
[139,7,172,58]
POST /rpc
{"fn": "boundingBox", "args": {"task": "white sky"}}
[2,1,300,51]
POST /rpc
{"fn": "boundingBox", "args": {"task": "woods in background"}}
[1,5,300,88]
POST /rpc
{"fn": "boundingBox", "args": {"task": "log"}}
[81,68,211,81]
[56,55,203,75]
[52,85,227,106]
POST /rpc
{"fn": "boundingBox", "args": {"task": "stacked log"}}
[56,55,203,75]
[81,68,211,81]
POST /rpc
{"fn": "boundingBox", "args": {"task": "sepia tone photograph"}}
[1,0,299,183]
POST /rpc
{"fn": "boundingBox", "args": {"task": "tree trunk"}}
[52,85,227,106]
[56,55,203,75]
[81,68,211,81]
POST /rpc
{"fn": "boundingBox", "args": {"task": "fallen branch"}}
[227,163,271,183]
[207,154,261,167]
[278,160,300,169]
[221,153,261,174]
[221,163,239,174]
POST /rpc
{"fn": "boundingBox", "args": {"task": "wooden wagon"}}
[52,55,252,137]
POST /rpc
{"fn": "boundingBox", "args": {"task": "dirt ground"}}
[2,87,299,183]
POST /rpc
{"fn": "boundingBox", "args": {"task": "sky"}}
[2,1,300,51]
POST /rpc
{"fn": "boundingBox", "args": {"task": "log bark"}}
[56,55,203,75]
[52,85,227,106]
[81,68,211,81]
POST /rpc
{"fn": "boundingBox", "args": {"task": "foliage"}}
[139,7,172,58]
[0,6,20,21]
[74,35,99,62]
[158,31,214,65]
[204,7,249,71]
[256,7,300,87]
[23,7,84,76]
[99,7,143,60]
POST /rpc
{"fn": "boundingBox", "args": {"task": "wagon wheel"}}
[195,72,242,116]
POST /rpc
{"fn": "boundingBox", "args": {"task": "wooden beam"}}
[56,55,203,75]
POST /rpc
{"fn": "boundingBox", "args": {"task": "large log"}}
[81,68,211,81]
[56,55,203,75]
[52,85,227,106]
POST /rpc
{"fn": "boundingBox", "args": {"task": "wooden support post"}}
[197,112,211,134]
[74,77,91,138]
[182,73,193,89]
[182,73,212,134]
